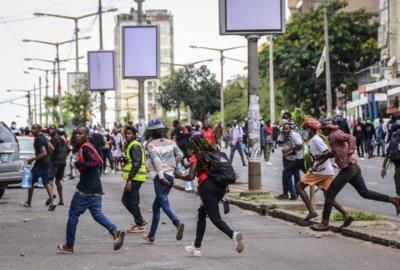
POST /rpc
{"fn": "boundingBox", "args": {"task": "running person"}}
[296,118,352,226]
[57,127,125,253]
[174,132,244,256]
[311,121,400,231]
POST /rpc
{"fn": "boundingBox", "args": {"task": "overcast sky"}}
[0,0,274,127]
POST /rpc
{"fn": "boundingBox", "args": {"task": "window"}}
[0,122,16,143]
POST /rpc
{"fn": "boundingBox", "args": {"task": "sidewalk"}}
[173,162,400,249]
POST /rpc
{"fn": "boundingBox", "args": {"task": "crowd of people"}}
[13,119,244,256]
[10,111,400,254]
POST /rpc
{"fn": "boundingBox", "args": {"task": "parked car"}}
[0,122,23,199]
[18,136,35,164]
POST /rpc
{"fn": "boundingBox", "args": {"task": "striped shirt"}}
[147,138,183,179]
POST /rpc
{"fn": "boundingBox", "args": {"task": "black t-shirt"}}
[50,135,67,165]
[33,134,50,169]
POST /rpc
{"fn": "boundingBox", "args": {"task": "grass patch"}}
[229,192,271,201]
[332,210,380,222]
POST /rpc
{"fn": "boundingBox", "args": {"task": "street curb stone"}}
[173,181,400,250]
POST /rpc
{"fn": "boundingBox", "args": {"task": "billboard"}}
[122,25,160,79]
[67,72,86,92]
[219,0,286,35]
[88,50,115,91]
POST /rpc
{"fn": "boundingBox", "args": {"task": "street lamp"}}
[25,57,82,96]
[189,45,246,128]
[23,36,90,125]
[6,88,38,126]
[34,7,117,72]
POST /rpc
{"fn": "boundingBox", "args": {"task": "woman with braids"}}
[174,132,244,257]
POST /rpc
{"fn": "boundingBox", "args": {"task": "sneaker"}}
[275,194,289,200]
[222,199,230,214]
[185,245,202,257]
[113,230,125,251]
[21,202,31,208]
[266,161,273,166]
[233,232,244,253]
[289,195,298,201]
[176,223,184,241]
[143,234,154,243]
[141,219,150,226]
[127,225,145,233]
[48,203,57,211]
[58,202,64,206]
[45,195,57,206]
[57,244,73,254]
[111,170,116,174]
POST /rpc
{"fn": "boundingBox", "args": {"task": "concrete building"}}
[114,9,174,124]
[347,0,400,119]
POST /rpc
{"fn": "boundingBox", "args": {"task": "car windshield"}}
[0,122,16,144]
[18,138,34,153]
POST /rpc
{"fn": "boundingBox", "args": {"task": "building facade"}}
[114,9,174,124]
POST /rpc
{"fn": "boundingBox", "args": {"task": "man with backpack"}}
[381,127,400,196]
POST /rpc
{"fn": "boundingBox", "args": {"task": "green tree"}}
[44,96,60,126]
[259,0,379,117]
[158,67,193,120]
[186,66,220,122]
[223,75,248,125]
[158,65,220,122]
[63,75,97,126]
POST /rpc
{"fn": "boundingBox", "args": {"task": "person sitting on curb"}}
[57,127,125,254]
[143,119,185,243]
[121,125,149,233]
[311,120,400,232]
[296,118,352,227]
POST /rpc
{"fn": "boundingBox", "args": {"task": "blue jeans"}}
[66,192,116,247]
[148,174,180,238]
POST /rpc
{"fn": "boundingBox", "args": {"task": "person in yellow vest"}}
[121,125,149,233]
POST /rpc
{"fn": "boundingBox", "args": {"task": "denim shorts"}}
[31,166,50,186]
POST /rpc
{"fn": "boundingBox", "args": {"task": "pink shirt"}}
[328,126,357,169]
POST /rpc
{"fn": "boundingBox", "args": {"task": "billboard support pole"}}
[136,0,146,136]
[99,0,106,128]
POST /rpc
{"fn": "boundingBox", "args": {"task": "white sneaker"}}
[233,232,244,253]
[111,170,115,174]
[185,245,202,257]
[266,161,273,166]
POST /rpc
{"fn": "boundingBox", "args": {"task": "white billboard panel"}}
[219,0,286,35]
[122,25,160,79]
[88,50,115,91]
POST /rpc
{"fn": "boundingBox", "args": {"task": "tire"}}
[0,187,5,200]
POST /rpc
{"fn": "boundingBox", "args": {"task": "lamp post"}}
[6,88,37,126]
[34,7,116,72]
[189,45,246,128]
[25,57,82,96]
[23,36,90,125]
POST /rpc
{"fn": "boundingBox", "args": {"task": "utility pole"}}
[247,35,261,190]
[33,83,37,124]
[135,0,146,135]
[269,35,275,124]
[27,92,32,126]
[39,76,42,126]
[220,51,225,127]
[99,0,106,128]
[323,0,332,117]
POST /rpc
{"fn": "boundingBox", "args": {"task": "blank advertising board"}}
[122,25,160,79]
[88,50,115,91]
[219,0,286,35]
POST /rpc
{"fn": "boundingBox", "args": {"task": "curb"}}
[173,182,400,250]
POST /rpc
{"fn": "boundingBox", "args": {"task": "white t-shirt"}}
[279,131,304,161]
[309,135,334,175]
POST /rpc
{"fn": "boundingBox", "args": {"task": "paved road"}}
[229,147,400,217]
[0,173,399,270]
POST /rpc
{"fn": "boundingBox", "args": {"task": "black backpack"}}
[205,150,236,186]
[388,130,400,162]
